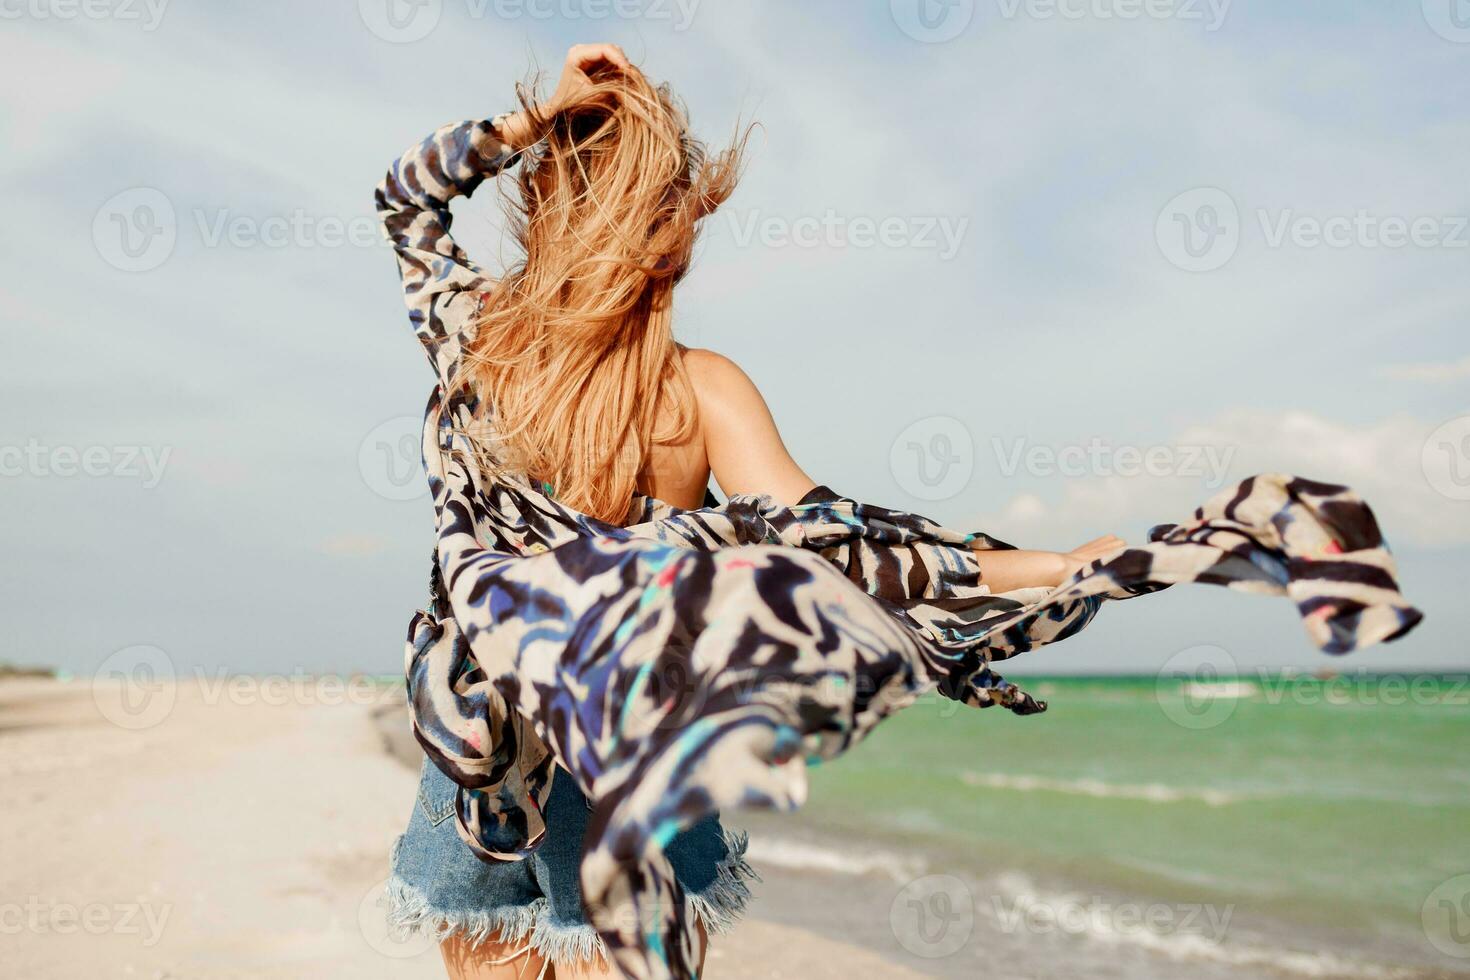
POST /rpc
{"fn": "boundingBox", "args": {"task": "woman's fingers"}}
[546,43,632,115]
[1070,535,1127,561]
[567,42,630,72]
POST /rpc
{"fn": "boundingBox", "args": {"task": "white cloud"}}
[981,409,1470,550]
[1384,356,1470,383]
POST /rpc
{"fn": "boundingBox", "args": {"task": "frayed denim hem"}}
[687,829,759,938]
[383,830,758,966]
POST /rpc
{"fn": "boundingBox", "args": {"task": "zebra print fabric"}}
[378,119,1423,980]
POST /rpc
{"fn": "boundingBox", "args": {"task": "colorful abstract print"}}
[377,118,1424,980]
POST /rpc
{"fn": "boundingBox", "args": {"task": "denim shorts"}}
[385,758,756,966]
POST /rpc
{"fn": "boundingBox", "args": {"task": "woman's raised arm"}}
[374,117,521,382]
[374,43,633,382]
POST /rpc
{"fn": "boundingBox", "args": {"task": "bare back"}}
[635,347,816,514]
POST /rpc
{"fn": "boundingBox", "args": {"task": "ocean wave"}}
[960,770,1249,806]
[985,872,1422,980]
[743,835,927,883]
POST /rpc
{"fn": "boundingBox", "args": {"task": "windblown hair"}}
[456,66,747,525]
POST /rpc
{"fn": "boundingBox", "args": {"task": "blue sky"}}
[2,0,1467,677]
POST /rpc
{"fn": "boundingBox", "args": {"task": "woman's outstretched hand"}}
[967,534,1127,593]
[498,43,633,149]
[1059,535,1127,581]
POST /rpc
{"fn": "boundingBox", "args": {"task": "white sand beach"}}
[0,677,928,979]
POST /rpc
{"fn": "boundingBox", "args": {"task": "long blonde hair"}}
[456,66,746,524]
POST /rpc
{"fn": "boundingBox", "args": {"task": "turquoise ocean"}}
[745,674,1470,978]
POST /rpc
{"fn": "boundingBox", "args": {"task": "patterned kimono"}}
[375,117,1423,980]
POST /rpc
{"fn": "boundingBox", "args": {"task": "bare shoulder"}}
[678,346,816,504]
[680,347,766,418]
[682,346,752,387]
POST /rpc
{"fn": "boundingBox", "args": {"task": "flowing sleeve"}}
[622,484,1017,609]
[415,455,1423,978]
[375,117,521,383]
[613,485,1050,707]
[404,608,555,862]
